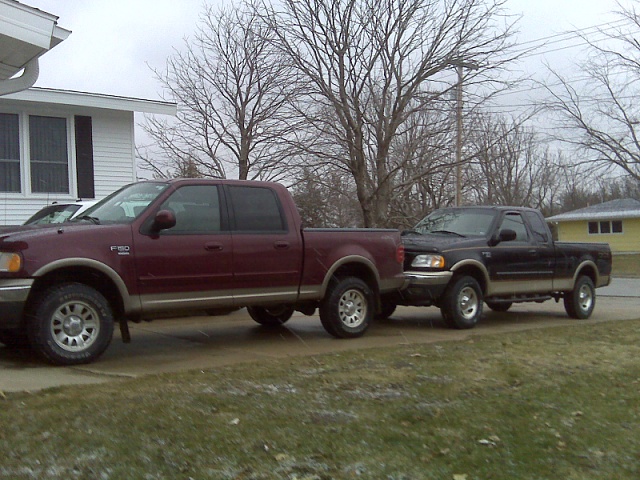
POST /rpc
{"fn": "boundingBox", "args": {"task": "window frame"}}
[587,220,624,235]
[0,108,75,197]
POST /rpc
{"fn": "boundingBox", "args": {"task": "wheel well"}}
[329,262,379,297]
[27,267,124,318]
[451,265,487,293]
[576,264,597,284]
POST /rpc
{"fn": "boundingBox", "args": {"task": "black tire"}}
[564,276,596,319]
[319,277,373,338]
[27,283,115,365]
[440,276,483,329]
[0,328,30,349]
[247,306,294,327]
[486,301,512,312]
[376,301,397,320]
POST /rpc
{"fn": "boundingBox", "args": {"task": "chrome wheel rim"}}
[578,284,594,312]
[338,289,367,328]
[458,286,479,320]
[50,300,101,352]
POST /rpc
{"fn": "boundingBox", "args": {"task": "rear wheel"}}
[440,276,483,329]
[27,283,114,365]
[320,277,373,338]
[247,306,294,327]
[564,276,595,319]
[486,301,512,312]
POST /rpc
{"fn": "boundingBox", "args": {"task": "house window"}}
[588,220,623,234]
[0,113,20,192]
[0,112,72,194]
[29,115,69,193]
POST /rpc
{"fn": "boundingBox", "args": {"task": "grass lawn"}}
[1,319,639,480]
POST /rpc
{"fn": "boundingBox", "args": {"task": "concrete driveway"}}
[1,277,639,393]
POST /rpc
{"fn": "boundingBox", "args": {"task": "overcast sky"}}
[25,0,627,102]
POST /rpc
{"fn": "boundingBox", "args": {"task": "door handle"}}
[204,242,224,251]
[274,241,290,250]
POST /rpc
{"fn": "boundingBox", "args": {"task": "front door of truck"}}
[134,184,234,312]
[484,211,554,295]
[225,184,303,305]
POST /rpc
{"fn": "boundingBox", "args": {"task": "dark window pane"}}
[500,213,528,242]
[160,185,221,234]
[523,211,549,243]
[29,115,69,193]
[612,221,623,233]
[600,221,610,234]
[588,222,598,234]
[229,186,286,232]
[0,113,21,192]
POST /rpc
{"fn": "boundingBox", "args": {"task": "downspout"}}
[0,57,40,96]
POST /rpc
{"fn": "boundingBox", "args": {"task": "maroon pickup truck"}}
[0,179,405,365]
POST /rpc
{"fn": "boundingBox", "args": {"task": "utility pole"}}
[455,63,464,207]
[453,59,478,207]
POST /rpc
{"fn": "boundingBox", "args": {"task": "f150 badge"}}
[110,245,131,256]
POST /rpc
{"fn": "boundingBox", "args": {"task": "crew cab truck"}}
[0,179,405,365]
[392,206,612,329]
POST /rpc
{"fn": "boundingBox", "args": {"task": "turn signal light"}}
[0,252,22,272]
[396,244,405,264]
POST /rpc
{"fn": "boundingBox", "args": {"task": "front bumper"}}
[0,279,33,328]
[397,270,453,306]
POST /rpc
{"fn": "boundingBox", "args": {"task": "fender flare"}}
[32,258,140,314]
[320,255,380,297]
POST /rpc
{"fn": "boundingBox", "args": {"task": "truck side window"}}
[523,211,550,244]
[499,213,529,242]
[228,185,286,232]
[159,185,221,234]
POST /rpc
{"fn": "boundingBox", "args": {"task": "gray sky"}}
[26,0,627,102]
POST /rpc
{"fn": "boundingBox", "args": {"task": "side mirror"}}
[153,209,176,231]
[499,228,517,242]
[489,228,517,246]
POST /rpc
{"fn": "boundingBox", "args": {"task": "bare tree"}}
[466,112,564,209]
[141,1,303,181]
[545,2,640,181]
[260,0,517,227]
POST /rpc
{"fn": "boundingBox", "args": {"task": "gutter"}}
[0,57,39,96]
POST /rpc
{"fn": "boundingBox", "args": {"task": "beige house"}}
[546,199,640,254]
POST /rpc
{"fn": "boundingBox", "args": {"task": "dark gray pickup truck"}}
[389,206,612,328]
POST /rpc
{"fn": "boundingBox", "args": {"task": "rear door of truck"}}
[225,184,303,305]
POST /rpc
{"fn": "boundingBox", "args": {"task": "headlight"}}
[0,252,22,272]
[411,254,445,269]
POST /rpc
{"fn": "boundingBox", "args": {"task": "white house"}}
[1,1,177,225]
[0,88,176,225]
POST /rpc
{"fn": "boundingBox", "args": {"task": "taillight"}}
[396,244,405,264]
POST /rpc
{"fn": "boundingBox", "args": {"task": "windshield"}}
[71,182,169,224]
[24,204,81,225]
[414,209,497,237]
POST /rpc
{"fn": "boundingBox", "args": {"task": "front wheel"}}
[319,277,373,338]
[440,276,483,329]
[247,306,294,327]
[564,276,596,319]
[27,283,115,365]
